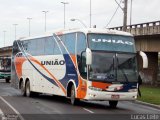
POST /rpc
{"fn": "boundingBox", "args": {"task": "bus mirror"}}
[139,51,148,68]
[86,48,92,65]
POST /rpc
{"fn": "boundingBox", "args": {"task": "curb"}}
[134,100,160,110]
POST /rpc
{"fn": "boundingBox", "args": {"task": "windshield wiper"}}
[117,57,129,82]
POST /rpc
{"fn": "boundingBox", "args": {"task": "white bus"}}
[11,28,148,108]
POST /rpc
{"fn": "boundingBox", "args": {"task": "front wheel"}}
[70,85,79,105]
[109,101,118,108]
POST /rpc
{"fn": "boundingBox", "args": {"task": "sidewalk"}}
[135,100,160,110]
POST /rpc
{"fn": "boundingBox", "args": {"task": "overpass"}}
[110,21,160,85]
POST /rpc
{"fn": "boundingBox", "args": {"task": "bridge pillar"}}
[138,52,158,85]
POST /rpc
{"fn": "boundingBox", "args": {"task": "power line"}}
[105,0,123,28]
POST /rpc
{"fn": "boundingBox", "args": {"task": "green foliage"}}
[138,85,160,105]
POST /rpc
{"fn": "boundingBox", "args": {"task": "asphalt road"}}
[0,79,160,120]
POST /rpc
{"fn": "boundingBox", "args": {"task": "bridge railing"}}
[109,21,160,36]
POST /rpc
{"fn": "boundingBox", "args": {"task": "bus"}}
[11,28,148,108]
[0,56,11,83]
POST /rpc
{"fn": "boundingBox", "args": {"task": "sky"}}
[0,0,160,47]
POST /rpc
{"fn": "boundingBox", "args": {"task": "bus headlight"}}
[89,86,102,91]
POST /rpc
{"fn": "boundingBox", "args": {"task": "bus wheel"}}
[70,85,79,105]
[5,79,10,83]
[20,81,26,96]
[109,101,118,108]
[26,81,32,97]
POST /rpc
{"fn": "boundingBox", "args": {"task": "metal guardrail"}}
[109,21,160,36]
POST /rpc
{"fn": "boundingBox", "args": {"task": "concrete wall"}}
[137,52,158,85]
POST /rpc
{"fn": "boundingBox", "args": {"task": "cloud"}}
[0,0,160,47]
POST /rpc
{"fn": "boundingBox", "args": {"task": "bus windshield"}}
[89,51,138,82]
[87,33,138,82]
[88,33,135,53]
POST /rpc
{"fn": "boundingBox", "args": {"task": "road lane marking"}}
[0,96,25,120]
[0,109,3,115]
[83,108,94,114]
[0,108,6,120]
[0,109,4,120]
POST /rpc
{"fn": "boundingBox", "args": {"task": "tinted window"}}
[27,39,37,55]
[44,36,54,55]
[88,34,135,53]
[77,33,86,55]
[61,33,76,54]
[53,40,62,55]
[36,38,45,55]
[76,33,87,79]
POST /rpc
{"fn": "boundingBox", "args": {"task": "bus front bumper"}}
[85,90,138,101]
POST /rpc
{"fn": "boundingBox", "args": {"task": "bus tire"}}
[5,78,10,83]
[20,81,26,96]
[109,101,118,108]
[25,81,32,97]
[70,85,79,105]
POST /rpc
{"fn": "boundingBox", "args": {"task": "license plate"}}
[111,95,120,99]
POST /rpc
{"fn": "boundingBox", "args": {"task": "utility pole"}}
[123,0,128,31]
[90,0,92,28]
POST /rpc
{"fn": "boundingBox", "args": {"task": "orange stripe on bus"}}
[15,57,27,79]
[92,81,111,90]
[77,76,87,99]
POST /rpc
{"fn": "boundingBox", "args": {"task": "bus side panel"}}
[21,55,66,96]
[76,77,87,99]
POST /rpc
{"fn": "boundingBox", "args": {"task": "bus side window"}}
[64,33,76,54]
[36,38,45,55]
[77,33,87,78]
[27,39,37,56]
[44,36,54,55]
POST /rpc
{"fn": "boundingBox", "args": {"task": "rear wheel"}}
[109,101,118,108]
[25,81,32,97]
[70,85,79,105]
[20,81,26,96]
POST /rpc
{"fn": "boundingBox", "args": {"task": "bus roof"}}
[19,28,133,41]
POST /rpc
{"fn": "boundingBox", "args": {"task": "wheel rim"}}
[26,82,30,97]
[21,82,25,95]
[71,86,75,104]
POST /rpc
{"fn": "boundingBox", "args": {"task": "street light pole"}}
[3,31,6,47]
[61,2,69,29]
[27,18,32,37]
[42,11,48,32]
[13,24,18,40]
[130,0,133,26]
[90,0,92,28]
[70,18,87,28]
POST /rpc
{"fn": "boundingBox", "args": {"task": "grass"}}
[138,85,160,105]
